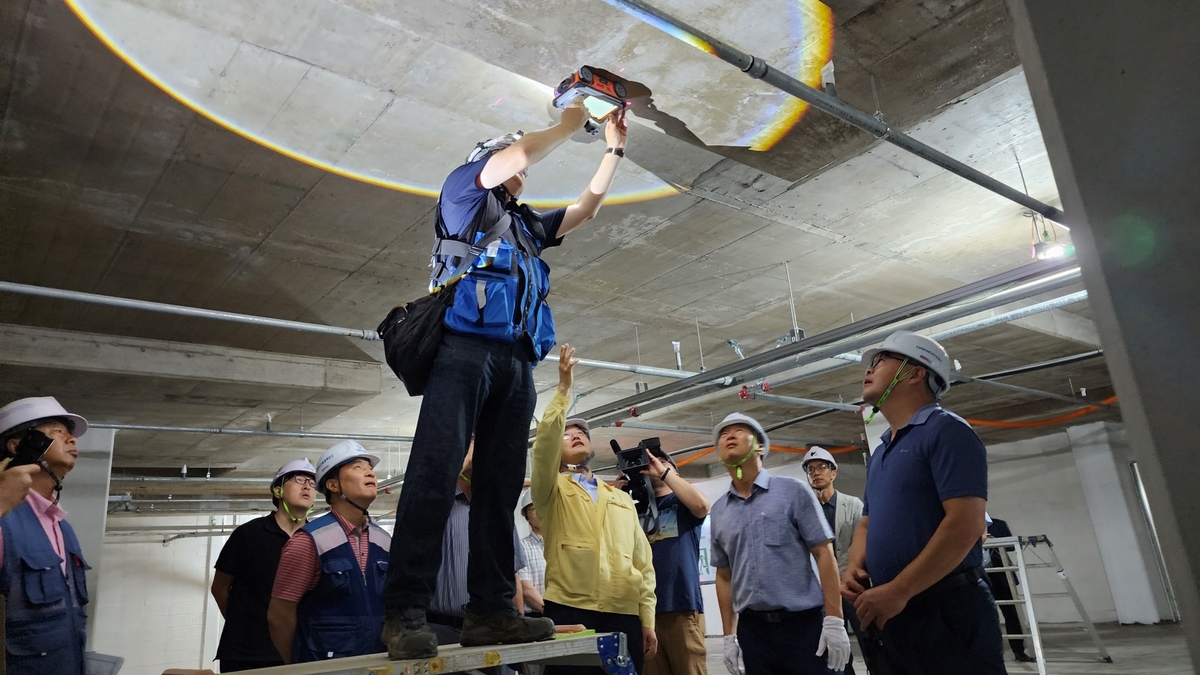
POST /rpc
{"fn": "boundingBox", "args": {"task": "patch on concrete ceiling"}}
[64,0,832,205]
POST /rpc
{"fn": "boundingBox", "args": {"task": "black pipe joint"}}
[742,56,769,80]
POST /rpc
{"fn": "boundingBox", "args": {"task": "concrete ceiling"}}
[0,0,1117,501]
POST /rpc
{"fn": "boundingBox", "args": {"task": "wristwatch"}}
[606,147,625,157]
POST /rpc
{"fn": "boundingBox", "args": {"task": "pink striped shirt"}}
[0,491,69,574]
[271,510,371,603]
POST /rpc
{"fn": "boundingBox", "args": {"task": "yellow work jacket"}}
[531,391,657,628]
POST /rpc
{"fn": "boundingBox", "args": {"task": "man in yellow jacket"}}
[532,344,658,674]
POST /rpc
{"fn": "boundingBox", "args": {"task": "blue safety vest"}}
[293,513,390,662]
[430,190,556,360]
[0,502,88,675]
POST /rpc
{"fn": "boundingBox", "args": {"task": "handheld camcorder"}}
[610,437,662,536]
[9,428,53,468]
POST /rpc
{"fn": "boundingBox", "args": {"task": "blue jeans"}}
[878,578,1008,675]
[383,332,538,614]
[738,607,843,675]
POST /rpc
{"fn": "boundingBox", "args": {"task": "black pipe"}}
[603,0,1065,224]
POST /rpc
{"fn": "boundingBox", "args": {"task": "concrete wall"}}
[90,515,249,675]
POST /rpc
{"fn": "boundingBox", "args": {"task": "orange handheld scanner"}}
[553,66,627,135]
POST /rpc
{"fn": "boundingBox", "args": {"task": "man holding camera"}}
[531,345,657,674]
[643,450,709,675]
[711,413,850,675]
[0,396,92,675]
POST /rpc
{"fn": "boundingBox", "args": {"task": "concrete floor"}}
[702,622,1193,675]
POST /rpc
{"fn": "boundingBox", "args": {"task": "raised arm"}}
[479,102,587,189]
[530,344,578,512]
[559,112,628,235]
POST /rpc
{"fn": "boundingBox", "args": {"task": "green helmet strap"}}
[721,437,761,480]
[866,356,916,423]
[281,500,312,524]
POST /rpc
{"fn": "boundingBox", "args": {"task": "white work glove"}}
[722,634,745,675]
[816,615,852,672]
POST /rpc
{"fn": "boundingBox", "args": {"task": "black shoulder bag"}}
[377,211,512,396]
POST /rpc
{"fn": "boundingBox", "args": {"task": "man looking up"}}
[384,99,631,660]
[212,458,317,672]
[269,442,389,664]
[0,397,91,675]
[711,414,850,675]
[841,331,1005,675]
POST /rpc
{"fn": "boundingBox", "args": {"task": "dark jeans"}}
[987,572,1029,656]
[738,607,842,675]
[383,332,537,614]
[841,598,859,675]
[877,578,1008,675]
[544,600,645,675]
[219,658,283,672]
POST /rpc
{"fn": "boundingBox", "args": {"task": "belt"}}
[426,611,464,630]
[740,606,821,624]
[913,566,985,603]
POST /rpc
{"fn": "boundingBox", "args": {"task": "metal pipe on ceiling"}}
[575,261,1081,426]
[109,476,269,484]
[974,350,1103,380]
[950,373,1110,407]
[748,392,861,413]
[607,419,856,447]
[0,281,707,382]
[90,422,414,443]
[602,0,1066,225]
[0,281,381,340]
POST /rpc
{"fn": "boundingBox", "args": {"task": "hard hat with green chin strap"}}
[272,458,316,522]
[861,330,951,422]
[712,413,769,479]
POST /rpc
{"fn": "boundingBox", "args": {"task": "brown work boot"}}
[383,608,439,660]
[460,606,556,647]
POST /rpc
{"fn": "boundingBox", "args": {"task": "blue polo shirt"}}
[710,470,833,613]
[862,404,988,586]
[441,159,566,241]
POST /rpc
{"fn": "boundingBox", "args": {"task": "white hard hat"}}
[517,488,534,515]
[713,413,770,458]
[467,131,524,163]
[315,441,379,495]
[801,446,838,471]
[273,458,316,487]
[0,397,88,438]
[861,330,952,398]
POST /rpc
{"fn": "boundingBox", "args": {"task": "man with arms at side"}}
[710,413,850,675]
[211,458,317,672]
[268,442,390,663]
[841,331,1006,675]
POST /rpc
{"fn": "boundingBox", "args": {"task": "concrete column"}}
[58,428,115,648]
[1067,422,1159,624]
[1007,0,1200,660]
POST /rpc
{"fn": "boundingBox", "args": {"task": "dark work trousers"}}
[544,600,645,675]
[877,578,1008,675]
[987,572,1029,657]
[219,659,284,672]
[841,598,860,675]
[383,332,538,615]
[737,607,843,675]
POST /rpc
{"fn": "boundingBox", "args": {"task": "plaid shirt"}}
[518,531,546,594]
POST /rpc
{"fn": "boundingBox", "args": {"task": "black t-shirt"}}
[214,514,292,662]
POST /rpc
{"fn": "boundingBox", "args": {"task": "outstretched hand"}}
[605,107,628,149]
[557,344,579,397]
[560,99,588,132]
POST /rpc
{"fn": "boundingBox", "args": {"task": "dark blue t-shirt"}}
[649,493,704,614]
[441,159,566,243]
[862,404,988,586]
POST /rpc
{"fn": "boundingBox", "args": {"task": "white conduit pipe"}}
[0,281,709,383]
[88,422,414,443]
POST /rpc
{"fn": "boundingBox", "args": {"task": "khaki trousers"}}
[645,610,708,675]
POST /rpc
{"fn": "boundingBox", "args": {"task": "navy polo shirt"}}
[862,404,988,586]
[441,159,566,242]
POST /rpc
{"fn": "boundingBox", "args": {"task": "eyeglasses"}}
[869,352,904,369]
[287,476,316,488]
[805,462,832,474]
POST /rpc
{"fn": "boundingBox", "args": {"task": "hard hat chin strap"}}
[339,492,372,521]
[38,459,64,505]
[281,501,312,524]
[722,439,762,480]
[866,357,917,424]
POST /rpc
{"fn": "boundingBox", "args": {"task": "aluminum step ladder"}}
[983,534,1112,674]
[225,632,636,675]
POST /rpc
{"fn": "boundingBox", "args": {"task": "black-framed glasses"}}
[869,352,904,369]
[287,475,316,488]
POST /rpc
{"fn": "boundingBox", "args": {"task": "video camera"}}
[609,437,663,536]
